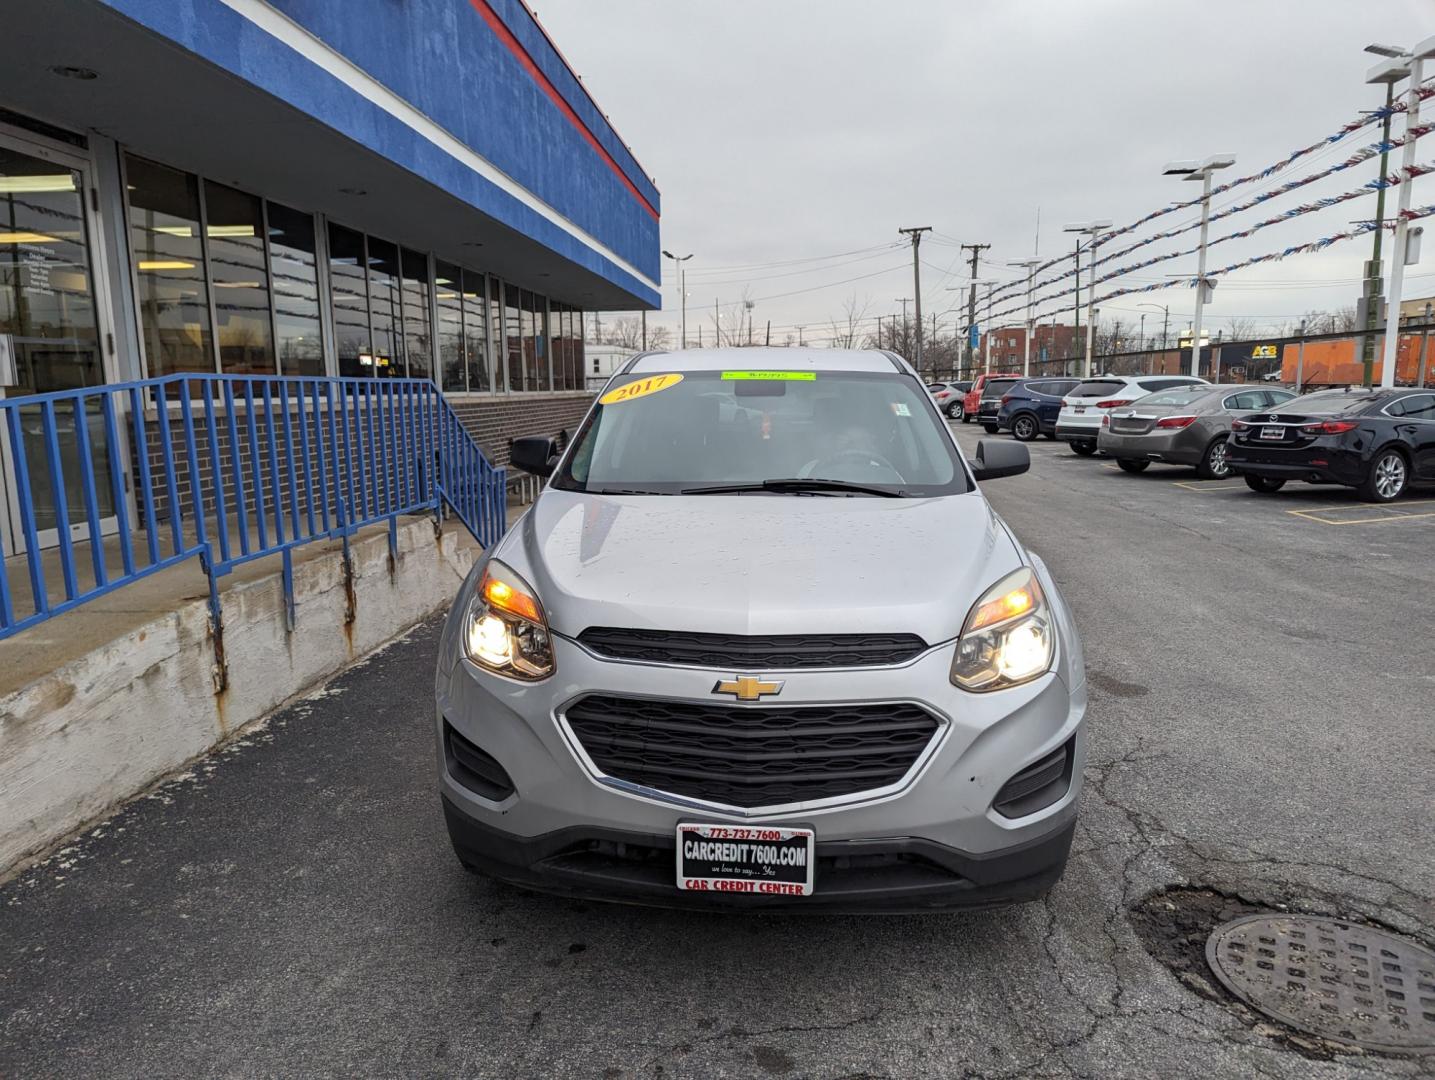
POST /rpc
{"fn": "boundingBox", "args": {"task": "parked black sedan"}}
[1226,387,1435,502]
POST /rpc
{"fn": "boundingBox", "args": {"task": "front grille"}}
[565,695,940,808]
[576,627,928,669]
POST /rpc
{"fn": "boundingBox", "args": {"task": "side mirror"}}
[970,439,1030,482]
[510,435,559,477]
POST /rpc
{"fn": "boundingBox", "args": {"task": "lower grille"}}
[444,721,516,801]
[564,695,940,808]
[575,627,927,669]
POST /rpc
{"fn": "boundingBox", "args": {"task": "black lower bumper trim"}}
[441,797,1074,912]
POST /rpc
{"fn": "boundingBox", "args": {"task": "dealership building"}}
[1,0,660,553]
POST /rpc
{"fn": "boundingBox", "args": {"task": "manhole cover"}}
[1206,914,1435,1053]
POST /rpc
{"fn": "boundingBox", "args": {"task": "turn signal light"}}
[1155,415,1197,429]
[1231,419,1252,431]
[1101,414,1111,427]
[482,572,542,623]
[1299,420,1359,435]
[1001,394,1014,404]
[1095,398,1133,409]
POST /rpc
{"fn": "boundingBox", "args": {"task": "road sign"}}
[968,325,980,349]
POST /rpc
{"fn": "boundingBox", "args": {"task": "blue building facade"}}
[0,0,659,554]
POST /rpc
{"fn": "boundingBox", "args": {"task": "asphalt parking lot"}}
[2,421,1432,1079]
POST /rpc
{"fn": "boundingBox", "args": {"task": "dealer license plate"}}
[1260,425,1284,440]
[676,823,815,897]
[1073,406,1086,414]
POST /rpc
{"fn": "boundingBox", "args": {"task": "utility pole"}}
[1368,40,1435,388]
[796,325,804,347]
[960,242,990,372]
[1361,79,1396,386]
[899,227,932,371]
[1065,220,1112,379]
[1071,238,1082,377]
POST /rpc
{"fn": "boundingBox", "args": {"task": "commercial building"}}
[1,0,659,555]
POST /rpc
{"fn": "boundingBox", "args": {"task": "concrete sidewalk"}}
[0,502,525,877]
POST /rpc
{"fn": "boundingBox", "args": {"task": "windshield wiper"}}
[681,478,907,498]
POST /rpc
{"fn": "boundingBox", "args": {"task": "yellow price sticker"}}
[599,373,684,405]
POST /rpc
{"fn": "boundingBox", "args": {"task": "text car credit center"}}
[433,348,1087,911]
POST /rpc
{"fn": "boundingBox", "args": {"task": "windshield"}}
[1139,387,1211,408]
[981,379,1019,399]
[1283,390,1381,415]
[1069,379,1126,399]
[553,369,970,497]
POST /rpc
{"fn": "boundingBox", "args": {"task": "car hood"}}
[501,490,1024,645]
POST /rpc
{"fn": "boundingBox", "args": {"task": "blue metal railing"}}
[0,373,507,646]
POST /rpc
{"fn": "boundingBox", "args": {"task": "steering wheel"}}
[808,447,905,484]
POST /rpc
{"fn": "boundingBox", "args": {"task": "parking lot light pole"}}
[1420,302,1433,387]
[662,250,692,347]
[1367,38,1435,387]
[1295,318,1307,392]
[1064,221,1112,378]
[1162,155,1235,378]
[1009,258,1042,377]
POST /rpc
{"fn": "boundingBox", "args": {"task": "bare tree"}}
[1222,316,1261,342]
[827,293,872,350]
[601,316,644,349]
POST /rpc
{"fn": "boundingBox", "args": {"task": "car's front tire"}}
[1117,458,1150,473]
[1358,447,1409,502]
[1011,413,1040,442]
[1070,439,1097,457]
[1244,475,1286,494]
[1197,437,1232,480]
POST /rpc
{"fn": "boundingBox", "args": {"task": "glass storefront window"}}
[435,258,464,392]
[328,224,368,377]
[267,202,323,377]
[203,180,273,375]
[125,155,213,376]
[367,237,402,378]
[489,278,504,393]
[462,269,489,392]
[400,247,431,381]
[505,283,523,392]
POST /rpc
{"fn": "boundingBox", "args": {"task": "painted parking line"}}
[1286,499,1435,526]
[1172,479,1248,493]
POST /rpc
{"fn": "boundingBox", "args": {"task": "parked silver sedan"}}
[1098,384,1298,478]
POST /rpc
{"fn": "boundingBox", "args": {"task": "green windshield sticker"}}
[720,371,816,381]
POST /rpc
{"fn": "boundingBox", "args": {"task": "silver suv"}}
[434,349,1086,910]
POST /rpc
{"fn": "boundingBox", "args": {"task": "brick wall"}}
[447,391,595,468]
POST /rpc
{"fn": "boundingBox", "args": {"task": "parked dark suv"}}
[976,377,1024,432]
[995,378,1081,441]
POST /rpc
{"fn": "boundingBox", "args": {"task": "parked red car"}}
[962,372,1023,424]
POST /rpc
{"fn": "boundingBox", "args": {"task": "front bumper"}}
[436,634,1086,910]
[443,796,1075,911]
[1098,429,1200,464]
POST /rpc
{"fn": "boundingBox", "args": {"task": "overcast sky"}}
[535,0,1434,347]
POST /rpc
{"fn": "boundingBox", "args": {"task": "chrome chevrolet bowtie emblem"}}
[713,675,785,701]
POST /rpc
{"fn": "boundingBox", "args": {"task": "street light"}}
[1009,258,1042,376]
[1137,302,1170,353]
[1162,154,1235,378]
[662,250,693,348]
[1366,35,1435,387]
[1063,220,1112,378]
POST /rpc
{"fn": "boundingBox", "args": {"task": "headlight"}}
[950,568,1053,691]
[463,560,555,680]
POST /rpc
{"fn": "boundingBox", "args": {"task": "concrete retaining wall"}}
[0,518,476,876]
